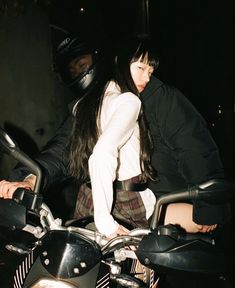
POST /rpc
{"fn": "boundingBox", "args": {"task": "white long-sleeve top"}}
[88,81,156,236]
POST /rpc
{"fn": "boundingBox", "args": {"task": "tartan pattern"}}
[74,182,149,229]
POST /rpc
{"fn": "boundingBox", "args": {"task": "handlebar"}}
[150,178,233,230]
[0,127,42,194]
[0,127,234,254]
[13,188,43,211]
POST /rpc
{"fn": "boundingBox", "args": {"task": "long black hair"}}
[69,37,158,182]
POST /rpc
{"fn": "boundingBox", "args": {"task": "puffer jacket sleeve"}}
[8,114,73,190]
[156,85,230,224]
[158,86,224,184]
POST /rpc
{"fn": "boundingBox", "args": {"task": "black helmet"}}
[55,36,105,98]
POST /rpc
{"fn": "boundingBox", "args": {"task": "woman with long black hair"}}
[68,38,159,238]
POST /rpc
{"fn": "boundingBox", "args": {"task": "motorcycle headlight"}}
[31,279,76,288]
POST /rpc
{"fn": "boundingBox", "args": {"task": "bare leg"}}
[164,203,207,233]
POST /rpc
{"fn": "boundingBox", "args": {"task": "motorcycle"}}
[0,127,233,287]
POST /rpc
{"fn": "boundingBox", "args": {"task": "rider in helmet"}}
[55,36,110,101]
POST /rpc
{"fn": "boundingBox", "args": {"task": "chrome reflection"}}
[31,278,76,288]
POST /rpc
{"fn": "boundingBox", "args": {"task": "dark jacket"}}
[141,76,230,224]
[9,76,230,224]
[9,114,73,188]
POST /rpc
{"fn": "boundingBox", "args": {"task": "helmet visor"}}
[68,54,93,80]
[58,53,94,86]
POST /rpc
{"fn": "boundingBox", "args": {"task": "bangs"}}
[139,52,158,69]
[131,42,159,69]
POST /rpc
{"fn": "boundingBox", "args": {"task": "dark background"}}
[0,0,234,179]
[0,0,234,286]
[46,0,235,180]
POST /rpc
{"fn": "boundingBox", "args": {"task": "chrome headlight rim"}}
[30,278,76,288]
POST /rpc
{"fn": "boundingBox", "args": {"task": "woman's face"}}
[130,58,154,93]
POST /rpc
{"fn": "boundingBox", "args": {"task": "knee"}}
[164,203,199,233]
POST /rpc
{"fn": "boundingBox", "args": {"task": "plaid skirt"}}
[74,181,149,229]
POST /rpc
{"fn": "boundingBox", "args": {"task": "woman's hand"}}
[107,224,130,239]
[0,175,36,199]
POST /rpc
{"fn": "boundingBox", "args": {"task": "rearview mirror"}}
[0,127,17,154]
[0,127,42,194]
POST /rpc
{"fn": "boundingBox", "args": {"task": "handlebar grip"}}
[13,188,43,211]
[157,224,215,245]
